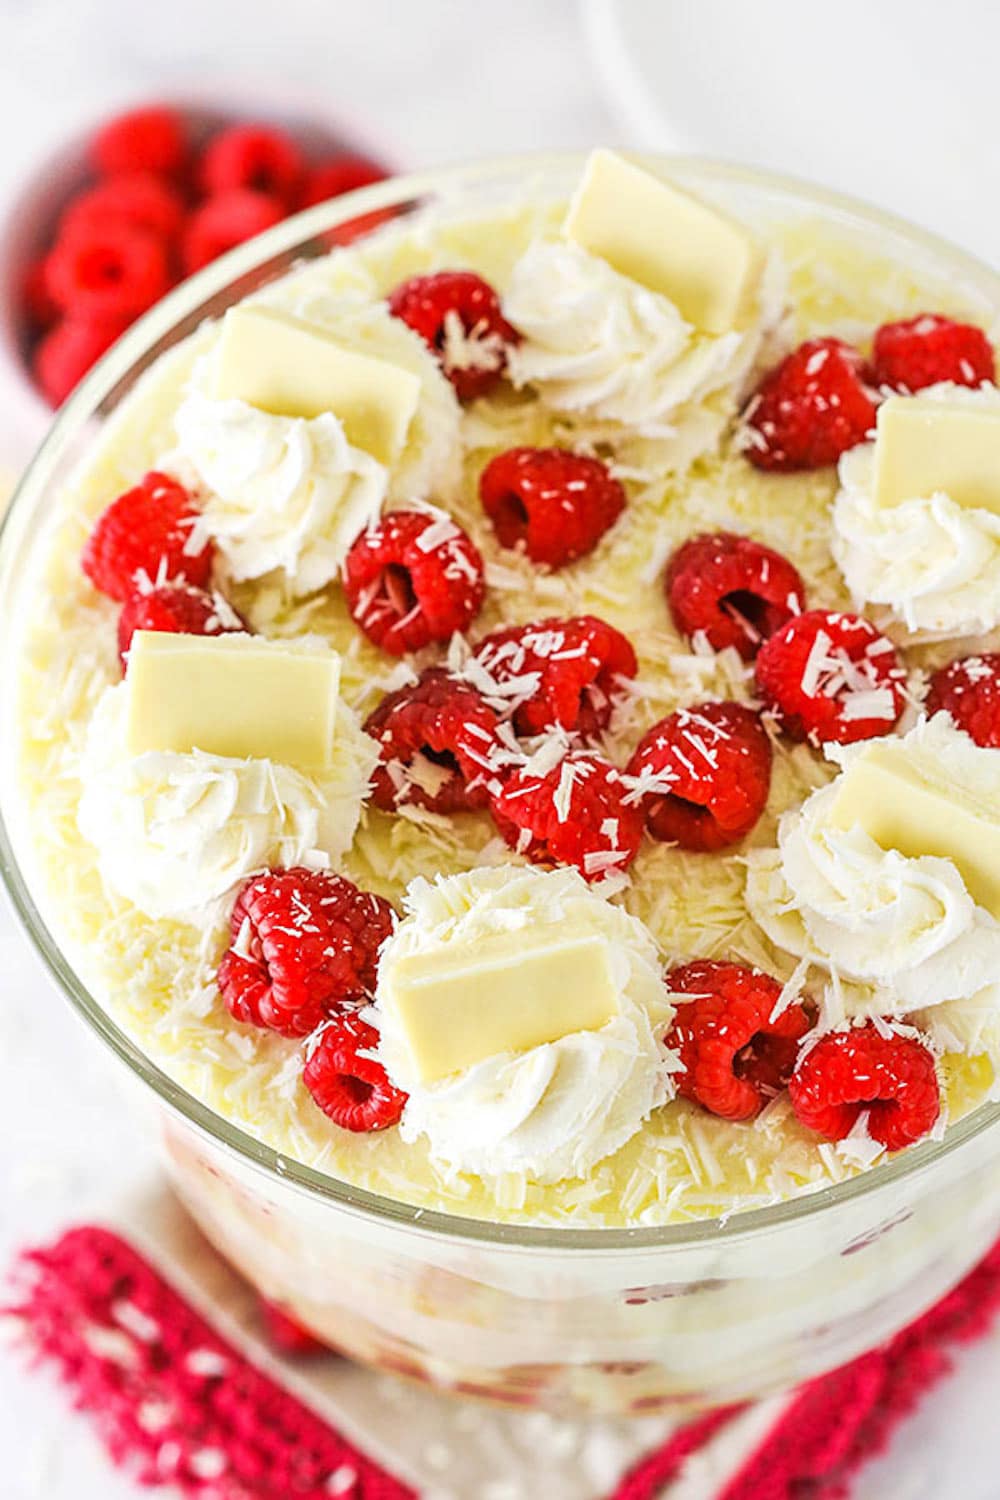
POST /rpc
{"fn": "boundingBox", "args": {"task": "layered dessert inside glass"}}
[14,148,1000,1242]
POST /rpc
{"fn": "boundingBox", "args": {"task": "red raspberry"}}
[303,1013,407,1132]
[364,667,503,814]
[46,223,172,321]
[117,583,249,669]
[23,259,59,329]
[343,510,485,656]
[870,314,995,394]
[755,609,906,746]
[388,271,518,402]
[32,316,128,407]
[925,652,1000,748]
[625,701,772,852]
[180,189,285,275]
[299,155,387,209]
[91,106,188,178]
[664,960,811,1121]
[258,1298,328,1357]
[789,1023,940,1151]
[218,869,396,1038]
[480,447,626,569]
[665,532,806,660]
[198,124,305,204]
[61,172,187,245]
[472,616,637,740]
[82,472,213,602]
[491,750,644,882]
[743,337,878,472]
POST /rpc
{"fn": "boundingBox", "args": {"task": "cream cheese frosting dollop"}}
[374,865,677,1184]
[833,383,1000,638]
[77,677,378,920]
[504,238,782,437]
[745,716,1000,1023]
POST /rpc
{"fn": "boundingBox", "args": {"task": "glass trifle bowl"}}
[4,153,1000,1418]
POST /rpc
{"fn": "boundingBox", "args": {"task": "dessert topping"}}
[743,337,878,472]
[82,471,214,602]
[789,1023,939,1151]
[117,583,248,670]
[664,531,806,660]
[926,653,1000,749]
[490,748,644,882]
[364,667,504,814]
[479,446,625,568]
[870,314,994,395]
[387,270,519,402]
[872,389,1000,512]
[755,609,906,746]
[303,1014,408,1131]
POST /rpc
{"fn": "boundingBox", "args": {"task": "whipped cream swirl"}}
[375,866,676,1183]
[746,716,1000,1021]
[834,383,1000,638]
[78,679,378,921]
[504,239,780,435]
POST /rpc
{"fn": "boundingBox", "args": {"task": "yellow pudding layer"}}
[14,186,1000,1228]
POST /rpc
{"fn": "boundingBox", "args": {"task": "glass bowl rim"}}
[4,147,1000,1256]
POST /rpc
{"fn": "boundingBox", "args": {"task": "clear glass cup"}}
[3,154,1000,1417]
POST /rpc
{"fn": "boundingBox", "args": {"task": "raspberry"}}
[664,960,811,1121]
[60,172,187,245]
[388,271,519,402]
[299,155,387,209]
[364,667,503,814]
[743,337,878,471]
[180,189,285,275]
[625,701,772,852]
[82,472,213,602]
[343,510,485,655]
[23,259,59,329]
[472,615,638,740]
[480,447,625,569]
[665,532,806,660]
[755,609,906,746]
[925,652,1000,748]
[91,106,188,178]
[303,1013,407,1132]
[117,582,249,669]
[491,750,644,882]
[32,317,128,407]
[46,223,172,321]
[258,1298,328,1356]
[218,869,396,1038]
[789,1023,940,1151]
[870,314,995,394]
[198,124,305,204]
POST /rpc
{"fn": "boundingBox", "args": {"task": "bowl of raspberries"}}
[4,100,392,414]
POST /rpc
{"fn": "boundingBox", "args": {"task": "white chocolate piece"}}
[873,393,1000,513]
[564,148,760,334]
[829,741,1000,917]
[211,305,420,463]
[126,631,341,769]
[382,929,620,1083]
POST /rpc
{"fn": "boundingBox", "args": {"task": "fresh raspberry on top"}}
[363,667,504,814]
[480,447,626,569]
[299,155,387,209]
[46,223,172,321]
[471,616,638,740]
[60,172,187,246]
[303,1013,407,1133]
[625,701,772,852]
[491,750,644,883]
[343,510,485,656]
[81,471,213,602]
[218,868,396,1038]
[33,316,129,407]
[743,337,878,472]
[925,652,1000,748]
[197,124,305,204]
[870,314,995,394]
[789,1023,940,1151]
[755,609,906,747]
[91,106,188,178]
[664,960,811,1121]
[117,582,249,670]
[665,532,806,660]
[180,189,285,275]
[388,271,519,402]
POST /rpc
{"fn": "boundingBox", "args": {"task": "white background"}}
[1,3,999,1495]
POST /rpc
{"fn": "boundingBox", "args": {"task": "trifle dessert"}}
[9,150,1000,1409]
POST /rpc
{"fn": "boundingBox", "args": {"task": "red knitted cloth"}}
[7,1226,1000,1499]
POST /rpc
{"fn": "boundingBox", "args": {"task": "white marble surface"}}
[0,2,998,1494]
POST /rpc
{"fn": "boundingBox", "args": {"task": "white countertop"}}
[0,3,998,1493]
